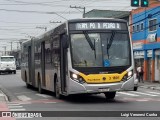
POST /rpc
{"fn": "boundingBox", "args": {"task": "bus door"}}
[41,42,46,87]
[60,34,68,93]
[28,46,32,83]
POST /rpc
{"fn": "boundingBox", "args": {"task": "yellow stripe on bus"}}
[79,71,127,83]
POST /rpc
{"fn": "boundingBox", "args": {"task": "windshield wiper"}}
[106,31,116,59]
[83,31,96,59]
[83,31,95,50]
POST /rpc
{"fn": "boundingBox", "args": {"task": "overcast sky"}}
[0,0,135,51]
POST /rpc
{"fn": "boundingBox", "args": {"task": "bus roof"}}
[22,39,31,44]
[24,18,128,43]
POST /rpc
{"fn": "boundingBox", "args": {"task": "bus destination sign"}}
[75,22,122,30]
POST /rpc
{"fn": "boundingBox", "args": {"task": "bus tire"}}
[38,80,43,94]
[25,72,30,88]
[104,92,116,100]
[14,70,16,74]
[54,79,61,99]
[26,83,30,88]
[134,86,138,91]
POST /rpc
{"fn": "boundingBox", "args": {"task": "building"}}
[130,0,160,82]
[85,9,130,22]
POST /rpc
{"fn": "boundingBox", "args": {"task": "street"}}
[0,70,160,120]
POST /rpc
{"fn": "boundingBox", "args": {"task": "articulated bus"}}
[21,18,134,100]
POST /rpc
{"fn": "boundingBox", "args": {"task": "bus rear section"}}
[0,56,16,74]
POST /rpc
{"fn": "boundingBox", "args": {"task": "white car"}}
[134,73,138,91]
[0,56,16,74]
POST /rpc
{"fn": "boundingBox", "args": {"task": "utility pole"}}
[3,46,6,55]
[19,41,22,51]
[70,5,85,18]
[16,42,19,50]
[9,42,13,51]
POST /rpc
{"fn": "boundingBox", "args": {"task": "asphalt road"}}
[0,70,160,120]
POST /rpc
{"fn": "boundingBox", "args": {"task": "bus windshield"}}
[70,32,131,67]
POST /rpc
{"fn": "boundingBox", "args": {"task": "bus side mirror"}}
[62,34,69,49]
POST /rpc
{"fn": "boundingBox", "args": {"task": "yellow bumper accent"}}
[79,71,127,83]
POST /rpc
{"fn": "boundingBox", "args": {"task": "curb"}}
[0,90,8,102]
[0,84,18,102]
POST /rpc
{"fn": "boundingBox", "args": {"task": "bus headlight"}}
[70,72,85,84]
[128,71,133,77]
[72,73,78,79]
[122,70,133,82]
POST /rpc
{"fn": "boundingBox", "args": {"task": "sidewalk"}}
[138,81,160,91]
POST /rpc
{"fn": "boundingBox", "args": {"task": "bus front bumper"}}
[67,77,134,95]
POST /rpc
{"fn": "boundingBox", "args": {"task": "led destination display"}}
[69,22,127,30]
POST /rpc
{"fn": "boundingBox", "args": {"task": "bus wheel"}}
[55,80,61,99]
[38,80,43,94]
[26,83,29,88]
[25,73,30,88]
[134,86,138,91]
[14,70,16,74]
[104,92,116,100]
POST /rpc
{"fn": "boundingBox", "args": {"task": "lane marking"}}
[7,103,21,106]
[0,93,5,96]
[118,92,139,96]
[36,99,49,100]
[122,97,151,102]
[15,92,34,95]
[8,101,32,105]
[135,99,149,102]
[8,99,63,104]
[8,106,23,108]
[17,95,32,101]
[146,91,160,95]
[36,94,52,98]
[44,101,57,104]
[130,91,158,96]
[10,109,26,111]
[19,102,32,105]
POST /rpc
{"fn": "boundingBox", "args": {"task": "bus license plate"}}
[99,88,110,92]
